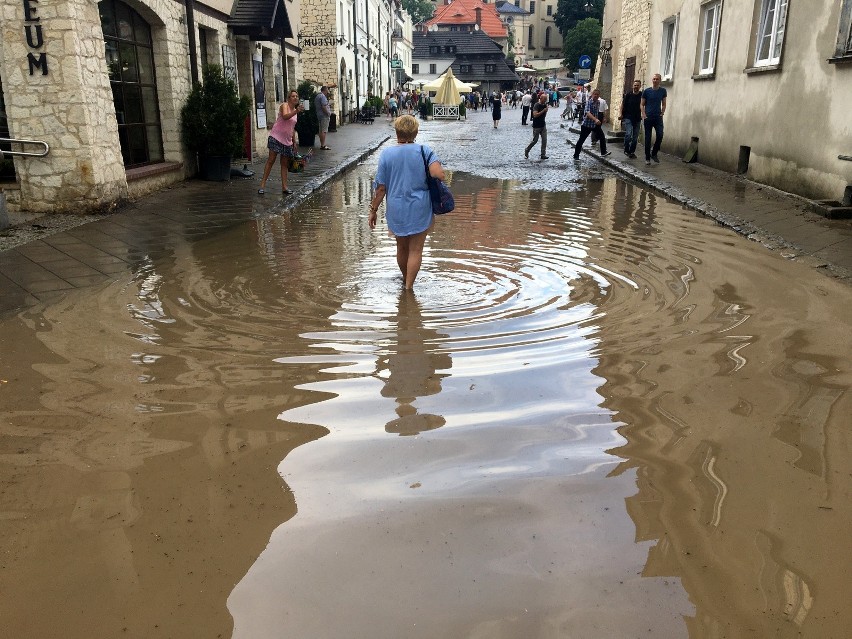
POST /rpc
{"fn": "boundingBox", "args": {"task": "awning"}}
[228,0,293,41]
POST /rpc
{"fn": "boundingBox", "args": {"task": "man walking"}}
[315,86,332,150]
[520,91,533,125]
[641,73,667,164]
[620,79,642,158]
[525,93,550,160]
[572,88,611,158]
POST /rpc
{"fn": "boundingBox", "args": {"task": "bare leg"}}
[396,227,429,290]
[280,154,289,190]
[259,151,278,189]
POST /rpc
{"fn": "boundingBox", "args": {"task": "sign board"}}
[390,59,403,69]
[578,55,592,69]
[577,68,591,81]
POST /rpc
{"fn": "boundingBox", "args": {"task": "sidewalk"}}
[0,122,392,316]
[567,127,852,283]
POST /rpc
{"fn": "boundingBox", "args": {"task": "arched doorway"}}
[99,0,164,167]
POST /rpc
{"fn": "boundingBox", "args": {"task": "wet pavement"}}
[1,110,851,638]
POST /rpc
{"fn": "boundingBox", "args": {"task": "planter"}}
[198,155,232,181]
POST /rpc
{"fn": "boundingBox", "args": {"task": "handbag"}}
[420,146,454,215]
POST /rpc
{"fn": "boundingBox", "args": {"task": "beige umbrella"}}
[434,71,461,105]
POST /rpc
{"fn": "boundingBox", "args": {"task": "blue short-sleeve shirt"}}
[374,143,438,237]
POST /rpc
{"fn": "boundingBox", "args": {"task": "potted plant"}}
[295,80,319,148]
[181,65,251,181]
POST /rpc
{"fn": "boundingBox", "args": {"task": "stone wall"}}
[1,0,127,213]
[300,0,342,107]
[607,0,650,133]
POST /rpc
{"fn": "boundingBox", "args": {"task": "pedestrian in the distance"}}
[521,91,532,125]
[573,88,611,158]
[492,92,502,128]
[258,90,304,196]
[620,79,642,158]
[368,115,446,291]
[641,73,667,164]
[524,92,550,160]
[315,86,332,150]
[389,94,399,119]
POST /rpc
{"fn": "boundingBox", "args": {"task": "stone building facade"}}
[1,0,298,214]
[602,0,852,202]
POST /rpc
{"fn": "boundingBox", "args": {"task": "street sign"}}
[577,68,591,80]
[578,55,592,69]
[390,59,402,69]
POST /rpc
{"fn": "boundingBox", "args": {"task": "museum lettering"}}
[23,0,48,76]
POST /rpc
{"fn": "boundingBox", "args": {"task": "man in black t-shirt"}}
[524,93,550,160]
[620,80,642,158]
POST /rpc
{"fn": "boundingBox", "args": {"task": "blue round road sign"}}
[578,55,592,69]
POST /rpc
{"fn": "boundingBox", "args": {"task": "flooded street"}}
[1,116,850,638]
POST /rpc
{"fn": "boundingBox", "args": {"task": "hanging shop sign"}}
[23,0,48,75]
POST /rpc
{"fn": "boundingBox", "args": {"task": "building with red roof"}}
[425,0,508,50]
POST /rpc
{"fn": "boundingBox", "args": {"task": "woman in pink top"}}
[258,90,304,195]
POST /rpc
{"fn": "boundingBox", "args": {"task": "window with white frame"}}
[754,0,788,66]
[698,0,722,75]
[661,16,678,80]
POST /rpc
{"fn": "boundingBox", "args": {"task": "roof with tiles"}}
[412,30,505,59]
[426,0,508,39]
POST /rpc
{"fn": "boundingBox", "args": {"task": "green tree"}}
[561,18,602,74]
[554,0,603,36]
[402,0,435,26]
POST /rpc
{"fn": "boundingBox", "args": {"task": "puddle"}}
[0,145,849,638]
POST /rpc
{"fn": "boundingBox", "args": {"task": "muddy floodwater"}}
[1,136,850,638]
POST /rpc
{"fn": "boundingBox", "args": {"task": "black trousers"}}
[521,105,530,124]
[573,124,607,157]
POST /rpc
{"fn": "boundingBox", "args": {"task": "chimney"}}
[474,7,482,29]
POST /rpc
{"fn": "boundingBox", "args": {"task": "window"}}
[661,16,678,80]
[429,63,436,74]
[460,64,471,73]
[445,45,456,53]
[528,26,534,49]
[529,1,536,13]
[412,64,419,74]
[485,64,496,72]
[545,27,551,48]
[754,0,788,66]
[829,0,852,62]
[429,46,439,54]
[547,5,552,16]
[698,0,722,75]
[450,26,458,31]
[99,0,163,167]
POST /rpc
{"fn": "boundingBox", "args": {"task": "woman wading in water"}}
[368,115,445,290]
[258,90,303,196]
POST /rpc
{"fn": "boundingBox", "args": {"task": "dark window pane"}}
[141,86,158,122]
[111,84,125,124]
[133,13,151,44]
[105,40,121,81]
[123,85,143,123]
[137,46,154,84]
[117,126,131,165]
[99,1,116,37]
[146,125,163,161]
[115,1,133,40]
[119,42,138,82]
[126,126,147,165]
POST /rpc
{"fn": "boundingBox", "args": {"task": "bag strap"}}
[420,145,431,184]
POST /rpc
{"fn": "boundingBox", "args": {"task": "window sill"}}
[828,54,852,65]
[692,72,715,80]
[744,64,781,74]
[126,161,183,182]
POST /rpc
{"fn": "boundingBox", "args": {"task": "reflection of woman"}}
[381,293,452,436]
[369,115,445,291]
[258,90,304,196]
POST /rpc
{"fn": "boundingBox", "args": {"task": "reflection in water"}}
[1,154,850,638]
[379,294,451,435]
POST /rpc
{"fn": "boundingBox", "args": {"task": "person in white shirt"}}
[520,91,533,125]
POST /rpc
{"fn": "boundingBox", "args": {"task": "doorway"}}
[0,73,15,182]
[623,56,636,95]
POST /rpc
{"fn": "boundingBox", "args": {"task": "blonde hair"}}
[394,115,419,142]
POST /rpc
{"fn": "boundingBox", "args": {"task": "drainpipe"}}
[353,3,361,108]
[185,0,199,85]
[366,1,371,96]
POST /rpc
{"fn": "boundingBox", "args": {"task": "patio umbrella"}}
[433,68,462,104]
[424,69,475,95]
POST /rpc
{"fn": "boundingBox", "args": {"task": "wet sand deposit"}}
[1,154,850,638]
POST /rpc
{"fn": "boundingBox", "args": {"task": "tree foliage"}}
[402,0,435,26]
[561,18,602,74]
[554,0,603,36]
